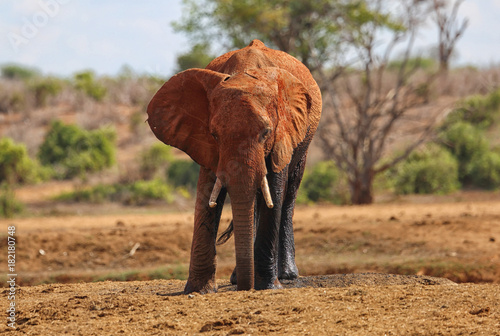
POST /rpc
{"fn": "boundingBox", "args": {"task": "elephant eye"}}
[259,128,271,142]
[211,132,218,141]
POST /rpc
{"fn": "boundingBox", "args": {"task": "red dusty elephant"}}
[147,40,322,293]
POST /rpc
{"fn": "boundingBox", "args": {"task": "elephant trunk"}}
[225,164,271,290]
[229,190,255,291]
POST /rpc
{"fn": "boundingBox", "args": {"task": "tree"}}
[175,43,216,72]
[174,0,467,204]
[431,0,468,72]
[317,0,441,204]
[173,0,377,70]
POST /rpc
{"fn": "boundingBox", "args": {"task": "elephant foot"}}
[278,262,299,280]
[230,268,283,290]
[255,276,283,290]
[183,279,217,295]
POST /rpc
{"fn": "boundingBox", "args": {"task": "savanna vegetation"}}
[1,0,500,218]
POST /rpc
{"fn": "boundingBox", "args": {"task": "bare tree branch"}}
[316,0,447,204]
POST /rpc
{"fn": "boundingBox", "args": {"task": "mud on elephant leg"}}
[184,168,227,294]
[254,167,288,290]
[278,152,308,280]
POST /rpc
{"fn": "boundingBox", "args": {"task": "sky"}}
[0,0,499,78]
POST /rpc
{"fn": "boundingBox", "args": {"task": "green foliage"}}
[444,89,500,129]
[73,71,107,101]
[0,137,46,184]
[29,77,62,107]
[437,88,500,189]
[439,121,489,182]
[38,121,116,179]
[393,144,460,195]
[55,179,174,205]
[467,151,500,189]
[139,143,174,180]
[387,57,437,72]
[175,43,216,72]
[167,160,200,191]
[297,161,349,204]
[1,64,39,80]
[127,179,174,205]
[173,0,398,68]
[0,183,23,218]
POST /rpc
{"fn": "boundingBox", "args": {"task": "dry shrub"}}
[438,66,500,97]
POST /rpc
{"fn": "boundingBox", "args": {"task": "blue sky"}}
[1,0,499,78]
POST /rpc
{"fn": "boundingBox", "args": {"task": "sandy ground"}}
[1,278,499,335]
[1,199,500,334]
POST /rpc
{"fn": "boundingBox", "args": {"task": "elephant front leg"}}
[254,168,287,290]
[184,167,226,294]
[278,153,308,280]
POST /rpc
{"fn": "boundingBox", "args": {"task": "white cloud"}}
[12,2,41,16]
[459,2,481,26]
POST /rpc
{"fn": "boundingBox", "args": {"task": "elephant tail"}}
[216,220,233,245]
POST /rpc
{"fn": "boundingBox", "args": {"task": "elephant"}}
[147,40,322,293]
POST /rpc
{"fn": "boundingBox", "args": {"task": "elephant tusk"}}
[261,176,274,209]
[209,178,223,208]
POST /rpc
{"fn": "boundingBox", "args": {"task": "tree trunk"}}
[350,169,374,205]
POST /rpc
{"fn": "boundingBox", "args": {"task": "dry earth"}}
[1,197,500,334]
[1,278,499,335]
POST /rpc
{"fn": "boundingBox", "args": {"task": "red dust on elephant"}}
[147,40,322,293]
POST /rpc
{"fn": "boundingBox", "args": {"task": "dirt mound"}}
[2,276,498,335]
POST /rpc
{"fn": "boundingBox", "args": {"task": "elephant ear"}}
[271,69,311,173]
[147,69,228,172]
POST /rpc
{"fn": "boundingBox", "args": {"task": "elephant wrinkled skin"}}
[147,40,322,293]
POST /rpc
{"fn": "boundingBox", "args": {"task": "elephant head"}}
[147,67,311,290]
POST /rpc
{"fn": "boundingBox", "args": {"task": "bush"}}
[167,160,200,191]
[0,83,26,113]
[439,121,489,182]
[38,121,116,179]
[297,161,348,204]
[467,151,500,189]
[127,179,174,205]
[0,137,47,184]
[387,57,436,72]
[393,144,460,195]
[1,64,39,80]
[443,89,500,129]
[0,183,23,218]
[56,179,174,205]
[29,77,62,107]
[139,143,174,180]
[73,71,107,101]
